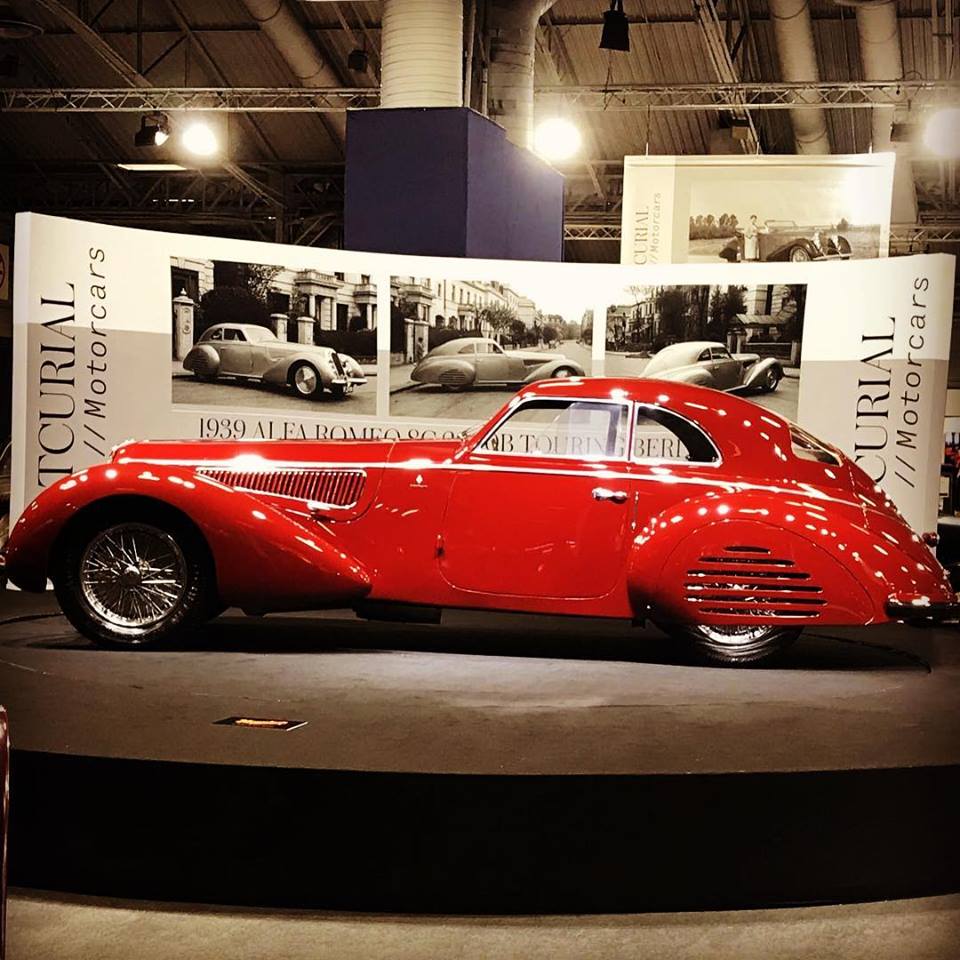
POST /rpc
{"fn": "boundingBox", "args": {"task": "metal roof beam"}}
[5,81,957,113]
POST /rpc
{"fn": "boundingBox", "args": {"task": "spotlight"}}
[533,118,582,162]
[599,0,629,52]
[923,108,960,159]
[182,120,218,157]
[134,115,168,148]
[347,48,369,72]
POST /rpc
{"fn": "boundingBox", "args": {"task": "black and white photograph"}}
[685,164,886,263]
[604,281,806,421]
[170,256,378,416]
[389,274,593,421]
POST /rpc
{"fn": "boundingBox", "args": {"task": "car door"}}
[217,328,253,375]
[472,341,514,383]
[439,397,635,600]
[709,347,743,389]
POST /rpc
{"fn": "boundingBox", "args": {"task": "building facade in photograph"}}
[607,284,797,355]
[390,277,545,363]
[170,258,378,351]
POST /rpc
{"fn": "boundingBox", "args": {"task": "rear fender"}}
[5,462,371,611]
[183,344,220,377]
[741,357,782,389]
[625,492,913,626]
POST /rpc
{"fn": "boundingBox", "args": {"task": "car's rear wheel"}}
[290,361,322,399]
[761,366,781,392]
[52,504,214,648]
[670,623,799,665]
[789,245,812,262]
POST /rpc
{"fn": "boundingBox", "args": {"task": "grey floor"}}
[9,890,960,960]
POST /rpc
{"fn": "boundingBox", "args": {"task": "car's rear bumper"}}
[886,598,960,623]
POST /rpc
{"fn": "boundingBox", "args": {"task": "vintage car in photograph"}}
[183,322,367,400]
[720,220,852,263]
[4,379,955,666]
[642,341,783,393]
[410,337,584,390]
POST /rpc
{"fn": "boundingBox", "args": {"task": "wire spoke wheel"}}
[666,622,800,665]
[79,523,187,633]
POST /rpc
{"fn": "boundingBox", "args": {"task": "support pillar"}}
[172,290,194,361]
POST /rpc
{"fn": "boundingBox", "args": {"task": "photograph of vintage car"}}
[170,256,377,416]
[409,337,584,390]
[390,274,593,421]
[641,341,783,392]
[5,379,955,667]
[683,160,887,263]
[604,282,805,420]
[718,220,853,263]
[183,323,367,401]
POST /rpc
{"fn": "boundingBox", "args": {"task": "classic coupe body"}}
[410,337,584,390]
[721,221,852,263]
[4,379,955,665]
[642,341,783,393]
[183,323,367,400]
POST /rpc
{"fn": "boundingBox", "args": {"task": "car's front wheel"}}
[52,504,215,648]
[552,365,578,379]
[668,623,799,665]
[290,361,322,399]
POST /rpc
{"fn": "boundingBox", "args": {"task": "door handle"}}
[592,486,628,504]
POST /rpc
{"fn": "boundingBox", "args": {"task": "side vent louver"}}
[684,545,824,620]
[198,467,366,508]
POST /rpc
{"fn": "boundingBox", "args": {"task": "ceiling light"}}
[347,48,369,72]
[134,115,169,148]
[116,163,189,172]
[0,7,43,40]
[599,0,630,52]
[923,108,960,159]
[182,120,218,157]
[533,118,582,162]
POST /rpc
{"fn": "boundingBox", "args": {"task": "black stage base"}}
[3,594,959,914]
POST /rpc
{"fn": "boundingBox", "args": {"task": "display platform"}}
[2,593,959,913]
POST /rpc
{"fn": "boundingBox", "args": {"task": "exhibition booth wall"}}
[11,212,955,534]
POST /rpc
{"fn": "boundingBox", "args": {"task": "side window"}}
[712,347,732,361]
[208,328,223,341]
[223,328,246,342]
[490,342,504,354]
[697,349,711,362]
[790,425,840,465]
[478,400,628,459]
[633,405,719,463]
[457,343,475,355]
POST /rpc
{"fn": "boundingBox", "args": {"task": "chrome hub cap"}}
[696,624,775,647]
[79,523,186,632]
[294,365,317,395]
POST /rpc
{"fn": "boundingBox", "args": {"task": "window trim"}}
[630,402,723,468]
[470,396,633,463]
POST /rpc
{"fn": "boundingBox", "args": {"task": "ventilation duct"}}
[486,0,554,150]
[242,0,347,144]
[843,0,903,151]
[768,0,831,154]
[380,0,463,108]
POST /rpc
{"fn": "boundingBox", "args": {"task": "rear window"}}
[790,425,840,465]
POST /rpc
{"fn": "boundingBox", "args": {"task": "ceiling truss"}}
[3,79,959,114]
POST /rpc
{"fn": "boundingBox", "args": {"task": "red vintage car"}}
[4,380,956,664]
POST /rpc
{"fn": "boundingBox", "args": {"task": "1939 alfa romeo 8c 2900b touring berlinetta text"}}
[3,380,956,664]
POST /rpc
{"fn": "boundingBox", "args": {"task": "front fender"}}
[5,463,371,611]
[262,353,337,387]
